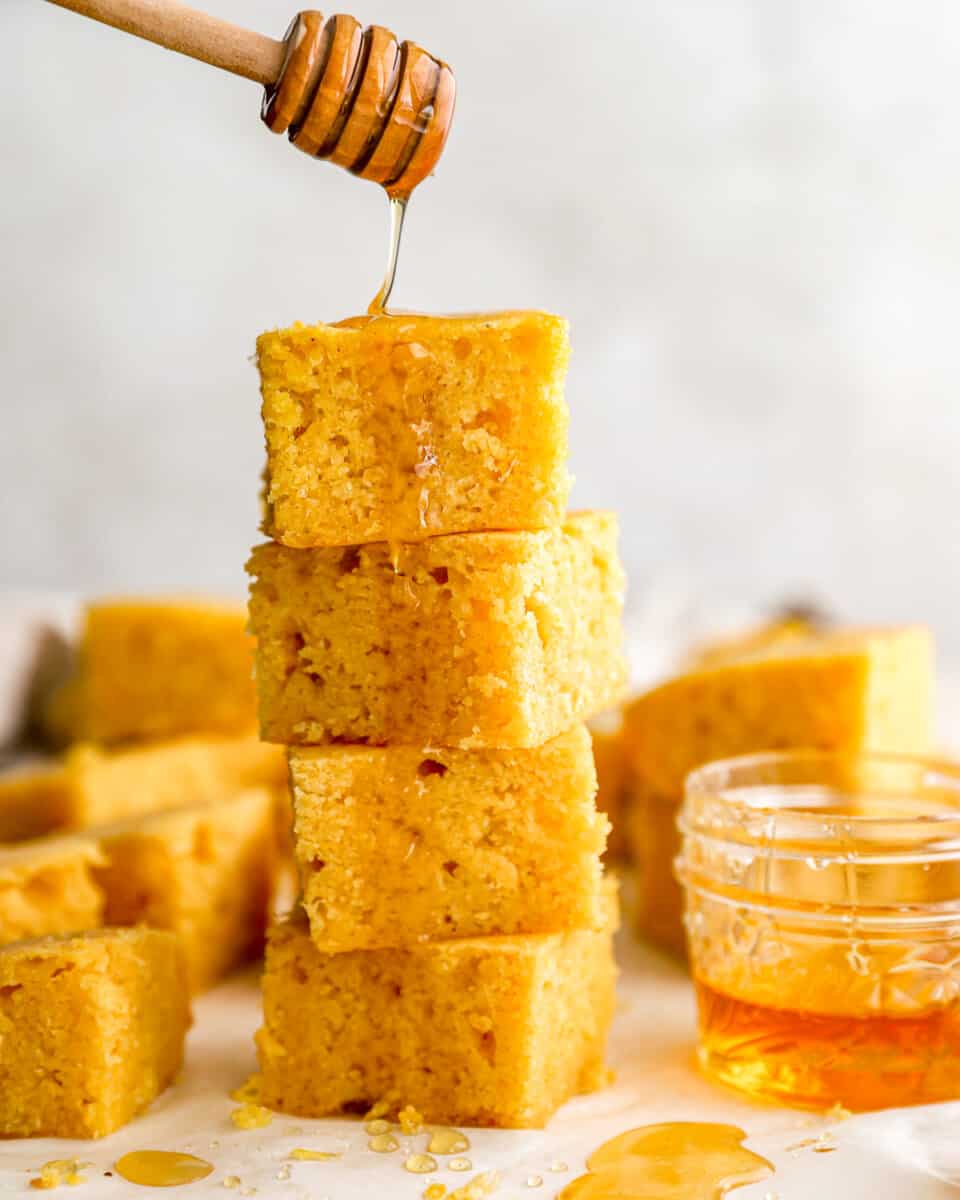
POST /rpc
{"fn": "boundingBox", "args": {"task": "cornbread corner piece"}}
[248,511,627,748]
[257,888,618,1128]
[589,711,630,860]
[0,835,104,946]
[624,625,934,951]
[95,789,278,992]
[0,927,189,1138]
[47,596,257,744]
[290,724,608,952]
[257,310,571,548]
[61,733,287,830]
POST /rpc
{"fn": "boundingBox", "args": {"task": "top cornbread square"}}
[247,511,627,748]
[257,311,571,547]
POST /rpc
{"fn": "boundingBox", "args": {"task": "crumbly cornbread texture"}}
[95,789,277,991]
[257,890,618,1128]
[257,311,571,547]
[289,725,607,951]
[48,597,257,744]
[589,713,629,860]
[0,927,188,1138]
[624,625,934,951]
[0,837,104,946]
[248,511,626,748]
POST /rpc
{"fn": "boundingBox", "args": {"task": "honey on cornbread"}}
[624,625,934,950]
[46,597,257,744]
[290,724,607,952]
[247,511,626,749]
[256,886,617,1128]
[257,311,571,548]
[0,927,188,1138]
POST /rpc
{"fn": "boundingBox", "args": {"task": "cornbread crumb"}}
[231,1074,263,1103]
[248,512,626,748]
[290,726,606,951]
[47,597,257,744]
[257,311,570,547]
[231,1103,273,1130]
[398,1104,425,1134]
[449,1173,499,1200]
[29,1160,88,1189]
[257,888,618,1128]
[423,1186,447,1200]
[223,1178,241,1190]
[0,928,188,1138]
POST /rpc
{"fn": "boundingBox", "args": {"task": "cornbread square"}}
[624,625,934,950]
[0,836,104,946]
[248,512,626,748]
[290,725,607,952]
[62,734,287,830]
[95,789,277,991]
[257,311,570,547]
[46,597,257,744]
[0,927,188,1138]
[257,889,618,1128]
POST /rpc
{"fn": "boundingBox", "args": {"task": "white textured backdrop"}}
[3,1,959,662]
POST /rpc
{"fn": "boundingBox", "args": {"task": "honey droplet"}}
[30,1159,89,1190]
[365,1118,392,1135]
[427,1128,470,1156]
[369,1133,400,1153]
[448,1157,472,1172]
[115,1151,215,1188]
[223,1178,241,1191]
[289,1148,343,1162]
[404,1153,439,1174]
[424,1186,447,1200]
[526,1176,544,1188]
[550,1161,569,1173]
[558,1123,774,1199]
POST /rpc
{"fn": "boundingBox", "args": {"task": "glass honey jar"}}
[677,750,960,1111]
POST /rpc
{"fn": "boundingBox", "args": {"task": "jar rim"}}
[685,748,960,829]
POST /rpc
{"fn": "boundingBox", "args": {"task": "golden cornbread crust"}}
[247,511,627,748]
[0,927,189,1138]
[257,311,571,547]
[257,888,618,1128]
[290,725,608,951]
[51,598,258,744]
[624,625,934,951]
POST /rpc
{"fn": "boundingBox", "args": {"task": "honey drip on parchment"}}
[558,1123,774,1199]
[114,1150,214,1187]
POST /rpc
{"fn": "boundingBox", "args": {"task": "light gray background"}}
[3,1,959,663]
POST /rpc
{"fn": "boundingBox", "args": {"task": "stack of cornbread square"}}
[247,311,628,1128]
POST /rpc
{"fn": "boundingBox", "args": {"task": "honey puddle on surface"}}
[558,1122,774,1199]
[114,1150,214,1187]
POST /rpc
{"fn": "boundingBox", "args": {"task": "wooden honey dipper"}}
[45,0,456,199]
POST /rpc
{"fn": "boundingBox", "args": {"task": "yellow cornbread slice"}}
[290,725,608,952]
[46,597,257,744]
[624,626,934,951]
[257,886,618,1128]
[257,311,571,547]
[0,927,189,1138]
[95,789,277,992]
[0,836,104,945]
[247,512,626,749]
[0,765,73,841]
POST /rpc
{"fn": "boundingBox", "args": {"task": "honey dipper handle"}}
[45,0,287,86]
